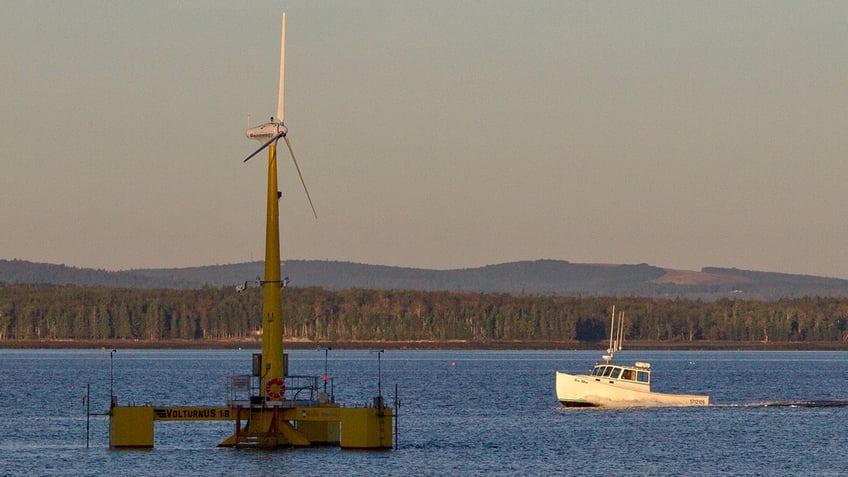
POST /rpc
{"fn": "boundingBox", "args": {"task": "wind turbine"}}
[243,11,317,219]
[241,11,314,402]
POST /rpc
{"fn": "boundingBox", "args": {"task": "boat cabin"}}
[590,362,651,385]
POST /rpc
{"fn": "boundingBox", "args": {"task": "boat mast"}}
[607,305,616,357]
[604,306,625,364]
[617,311,624,352]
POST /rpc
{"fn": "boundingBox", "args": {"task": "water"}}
[1,349,846,476]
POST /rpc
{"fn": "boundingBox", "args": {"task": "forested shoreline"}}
[1,284,847,346]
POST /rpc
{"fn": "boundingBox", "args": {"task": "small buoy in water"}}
[451,361,456,367]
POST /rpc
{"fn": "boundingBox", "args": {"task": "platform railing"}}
[226,374,330,407]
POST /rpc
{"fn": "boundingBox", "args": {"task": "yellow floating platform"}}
[109,403,393,450]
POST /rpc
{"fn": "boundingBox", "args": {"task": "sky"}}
[1,1,847,278]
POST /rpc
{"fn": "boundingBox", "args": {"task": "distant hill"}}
[2,258,848,300]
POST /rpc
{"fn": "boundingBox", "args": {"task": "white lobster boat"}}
[556,307,709,408]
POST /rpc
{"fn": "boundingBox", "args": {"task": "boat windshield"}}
[590,365,650,383]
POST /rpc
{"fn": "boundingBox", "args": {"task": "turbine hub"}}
[246,121,287,142]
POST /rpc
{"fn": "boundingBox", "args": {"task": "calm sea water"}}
[1,348,846,476]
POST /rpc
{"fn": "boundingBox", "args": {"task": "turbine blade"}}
[242,133,283,163]
[283,135,318,219]
[276,12,286,122]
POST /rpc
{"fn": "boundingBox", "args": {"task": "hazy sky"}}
[2,1,847,278]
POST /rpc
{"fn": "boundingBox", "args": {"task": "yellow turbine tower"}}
[242,11,317,402]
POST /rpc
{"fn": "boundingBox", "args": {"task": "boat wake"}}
[721,400,848,408]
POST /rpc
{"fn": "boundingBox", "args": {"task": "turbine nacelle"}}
[246,118,287,142]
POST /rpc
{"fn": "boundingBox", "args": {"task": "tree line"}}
[1,284,847,343]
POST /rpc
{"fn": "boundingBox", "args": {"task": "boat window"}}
[602,366,614,377]
[610,368,622,379]
[636,371,649,383]
[591,366,602,376]
[621,369,636,381]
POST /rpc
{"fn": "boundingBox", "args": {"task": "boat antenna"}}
[617,311,624,352]
[607,305,615,356]
[603,306,616,363]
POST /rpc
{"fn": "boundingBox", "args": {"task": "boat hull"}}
[556,371,709,408]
